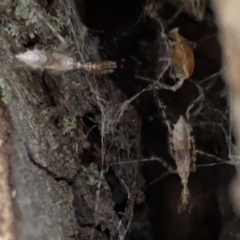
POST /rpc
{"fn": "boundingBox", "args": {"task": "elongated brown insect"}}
[169,115,196,212]
[154,92,198,213]
[15,50,117,75]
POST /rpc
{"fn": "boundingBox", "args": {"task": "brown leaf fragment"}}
[170,28,195,80]
[170,116,195,212]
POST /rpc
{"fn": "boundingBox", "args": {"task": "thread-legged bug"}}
[153,90,204,213]
[16,49,117,75]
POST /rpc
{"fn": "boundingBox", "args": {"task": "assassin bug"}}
[153,91,198,213]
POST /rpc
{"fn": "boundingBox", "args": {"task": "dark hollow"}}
[74,0,236,239]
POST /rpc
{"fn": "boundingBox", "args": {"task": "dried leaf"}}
[170,28,195,80]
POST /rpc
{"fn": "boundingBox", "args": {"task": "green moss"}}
[62,116,77,136]
[50,9,68,29]
[82,163,102,186]
[13,0,40,39]
[5,22,19,37]
[12,0,70,43]
[15,0,32,20]
[0,77,12,104]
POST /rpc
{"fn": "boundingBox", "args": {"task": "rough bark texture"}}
[0,90,15,240]
[1,0,240,239]
[0,1,122,239]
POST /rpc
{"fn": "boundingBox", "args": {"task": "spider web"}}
[44,0,236,239]
[58,2,150,239]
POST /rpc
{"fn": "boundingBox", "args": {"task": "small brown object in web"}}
[170,28,195,80]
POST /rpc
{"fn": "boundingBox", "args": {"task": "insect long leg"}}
[196,149,232,165]
[155,157,176,173]
[35,11,68,51]
[147,157,176,187]
[152,89,182,170]
[186,91,204,121]
[186,70,223,120]
[147,171,172,187]
[153,89,172,133]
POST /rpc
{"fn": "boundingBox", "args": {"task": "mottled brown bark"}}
[0,100,15,240]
